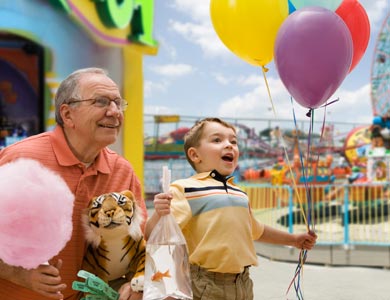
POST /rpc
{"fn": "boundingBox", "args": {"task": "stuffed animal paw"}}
[130,275,144,292]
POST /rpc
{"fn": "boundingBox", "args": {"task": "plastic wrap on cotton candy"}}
[0,158,74,269]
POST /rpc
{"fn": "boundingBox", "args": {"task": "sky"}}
[143,0,390,136]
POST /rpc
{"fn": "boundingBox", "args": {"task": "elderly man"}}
[0,68,147,300]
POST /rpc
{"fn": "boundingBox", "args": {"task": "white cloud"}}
[213,73,263,87]
[155,36,177,59]
[168,19,228,57]
[149,63,195,77]
[327,84,373,124]
[144,80,169,99]
[171,0,211,22]
[167,0,235,58]
[144,105,177,115]
[217,76,294,119]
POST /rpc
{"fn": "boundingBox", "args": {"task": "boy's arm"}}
[144,192,172,240]
[144,212,161,240]
[257,225,317,250]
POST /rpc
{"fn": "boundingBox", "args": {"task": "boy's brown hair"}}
[184,117,236,170]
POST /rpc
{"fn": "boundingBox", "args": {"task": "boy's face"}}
[188,122,239,176]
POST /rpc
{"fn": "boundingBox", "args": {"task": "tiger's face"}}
[88,190,135,229]
[83,190,144,246]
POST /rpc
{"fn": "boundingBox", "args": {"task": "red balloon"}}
[336,0,370,72]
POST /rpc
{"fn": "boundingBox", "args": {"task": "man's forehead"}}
[79,75,120,95]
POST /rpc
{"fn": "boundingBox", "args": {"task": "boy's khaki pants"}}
[190,265,253,300]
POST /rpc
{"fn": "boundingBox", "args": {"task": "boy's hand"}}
[295,231,317,250]
[154,192,172,216]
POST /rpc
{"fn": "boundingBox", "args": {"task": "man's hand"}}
[22,259,66,299]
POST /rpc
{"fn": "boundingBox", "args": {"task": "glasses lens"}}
[91,97,127,111]
[94,97,110,107]
[120,100,128,111]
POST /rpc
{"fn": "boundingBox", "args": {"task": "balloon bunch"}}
[210,0,370,111]
[273,2,369,299]
[275,0,370,110]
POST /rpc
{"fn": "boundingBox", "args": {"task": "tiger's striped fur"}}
[81,190,145,292]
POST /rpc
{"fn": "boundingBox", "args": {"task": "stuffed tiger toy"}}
[81,190,145,293]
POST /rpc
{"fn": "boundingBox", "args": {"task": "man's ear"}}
[60,104,75,128]
[187,147,200,164]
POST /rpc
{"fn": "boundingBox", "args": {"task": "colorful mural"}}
[0,0,158,182]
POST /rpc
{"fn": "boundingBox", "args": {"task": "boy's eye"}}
[212,138,221,142]
[231,140,237,145]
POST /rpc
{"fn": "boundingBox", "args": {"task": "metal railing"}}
[241,183,390,247]
[144,159,390,247]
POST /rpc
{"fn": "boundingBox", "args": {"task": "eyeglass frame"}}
[66,97,128,112]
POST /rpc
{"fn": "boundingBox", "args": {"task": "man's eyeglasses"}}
[67,97,128,112]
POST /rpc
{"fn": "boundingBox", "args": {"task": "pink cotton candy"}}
[0,158,74,269]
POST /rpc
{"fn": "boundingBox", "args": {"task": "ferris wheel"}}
[371,12,390,117]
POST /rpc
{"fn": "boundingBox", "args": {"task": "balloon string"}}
[286,249,307,299]
[285,98,313,300]
[261,65,276,116]
[321,97,339,108]
[266,87,309,231]
[289,97,309,231]
[305,110,314,231]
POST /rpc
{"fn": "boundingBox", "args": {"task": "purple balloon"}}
[274,6,353,109]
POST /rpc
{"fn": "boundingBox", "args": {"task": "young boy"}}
[145,117,317,300]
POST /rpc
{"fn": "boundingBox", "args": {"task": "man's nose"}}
[106,101,121,115]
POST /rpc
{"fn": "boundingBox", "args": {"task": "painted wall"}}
[0,1,123,81]
[0,0,158,184]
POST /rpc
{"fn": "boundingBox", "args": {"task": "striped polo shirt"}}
[0,126,146,300]
[170,170,264,274]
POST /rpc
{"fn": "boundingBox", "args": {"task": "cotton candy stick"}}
[162,166,171,193]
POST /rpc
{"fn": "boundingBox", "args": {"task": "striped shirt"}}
[0,126,146,300]
[170,170,264,274]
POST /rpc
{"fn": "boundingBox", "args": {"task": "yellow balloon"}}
[210,0,288,67]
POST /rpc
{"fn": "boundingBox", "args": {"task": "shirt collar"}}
[192,170,235,184]
[51,126,110,174]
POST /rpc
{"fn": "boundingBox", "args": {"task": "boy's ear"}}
[187,147,200,163]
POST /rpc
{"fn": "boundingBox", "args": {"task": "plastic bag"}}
[143,214,192,300]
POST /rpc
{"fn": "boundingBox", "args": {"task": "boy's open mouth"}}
[222,154,233,162]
